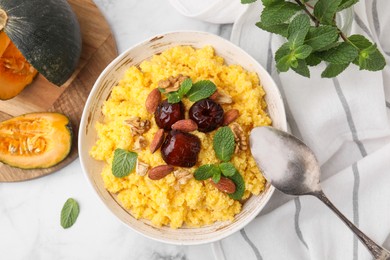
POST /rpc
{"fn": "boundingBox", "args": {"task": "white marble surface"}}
[0,1,234,259]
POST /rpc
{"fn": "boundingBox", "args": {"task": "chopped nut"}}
[136,160,149,176]
[159,80,170,89]
[173,169,193,185]
[124,117,151,135]
[158,74,189,93]
[133,136,147,151]
[209,90,233,104]
[230,123,248,153]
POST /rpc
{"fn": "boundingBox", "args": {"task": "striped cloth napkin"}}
[169,0,390,259]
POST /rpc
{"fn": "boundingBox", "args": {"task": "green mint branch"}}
[241,0,386,78]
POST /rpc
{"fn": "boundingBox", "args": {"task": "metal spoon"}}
[250,126,390,260]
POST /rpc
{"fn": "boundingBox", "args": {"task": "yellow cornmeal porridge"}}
[90,46,272,228]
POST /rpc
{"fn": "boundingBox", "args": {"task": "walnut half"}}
[124,117,151,135]
[229,123,248,153]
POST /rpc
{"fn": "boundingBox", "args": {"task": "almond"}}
[222,109,239,126]
[148,165,174,180]
[150,129,165,153]
[211,177,236,194]
[171,119,198,132]
[145,88,161,113]
[209,91,219,100]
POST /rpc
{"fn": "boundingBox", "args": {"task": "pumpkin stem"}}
[0,9,7,31]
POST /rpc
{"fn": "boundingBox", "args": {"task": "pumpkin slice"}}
[0,112,72,169]
[0,32,38,100]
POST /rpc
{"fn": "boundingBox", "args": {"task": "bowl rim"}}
[78,30,287,245]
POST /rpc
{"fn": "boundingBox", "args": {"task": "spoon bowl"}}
[250,126,321,195]
[250,126,390,260]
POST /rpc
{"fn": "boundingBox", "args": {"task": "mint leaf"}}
[348,35,371,50]
[186,80,217,102]
[288,15,310,49]
[292,60,310,77]
[294,45,313,59]
[228,172,245,200]
[275,43,293,72]
[321,63,349,78]
[256,21,289,37]
[288,14,310,35]
[194,164,220,180]
[213,127,235,162]
[261,0,283,6]
[112,149,137,178]
[177,78,193,97]
[167,92,181,104]
[219,162,237,177]
[337,0,358,11]
[212,171,221,184]
[305,26,339,51]
[288,14,310,46]
[260,2,301,26]
[61,198,80,229]
[314,0,342,25]
[357,44,386,71]
[241,0,257,3]
[317,42,358,64]
[306,54,322,66]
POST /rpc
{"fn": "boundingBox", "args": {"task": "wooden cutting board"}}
[0,0,118,182]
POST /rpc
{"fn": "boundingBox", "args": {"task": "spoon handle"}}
[314,190,390,260]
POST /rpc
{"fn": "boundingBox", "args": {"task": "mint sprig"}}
[61,198,80,229]
[112,148,138,178]
[194,162,245,200]
[164,78,193,104]
[162,78,217,104]
[243,0,386,78]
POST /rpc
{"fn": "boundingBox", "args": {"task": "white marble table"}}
[0,1,233,259]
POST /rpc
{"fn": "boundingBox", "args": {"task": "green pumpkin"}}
[0,0,82,86]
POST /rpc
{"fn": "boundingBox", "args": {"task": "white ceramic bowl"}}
[79,31,287,245]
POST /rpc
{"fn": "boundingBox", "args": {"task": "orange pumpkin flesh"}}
[0,112,72,169]
[0,31,38,100]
